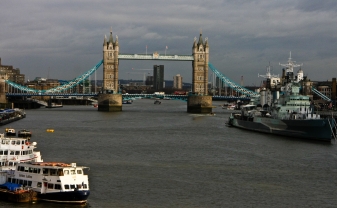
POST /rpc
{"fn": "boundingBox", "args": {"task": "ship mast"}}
[258,62,279,79]
[279,51,302,73]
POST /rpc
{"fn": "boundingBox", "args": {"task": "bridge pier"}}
[187,95,213,113]
[97,93,122,112]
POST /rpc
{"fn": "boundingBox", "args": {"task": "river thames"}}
[0,99,336,207]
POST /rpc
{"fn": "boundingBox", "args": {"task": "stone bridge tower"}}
[188,32,213,113]
[192,32,209,95]
[98,28,122,112]
[103,28,119,93]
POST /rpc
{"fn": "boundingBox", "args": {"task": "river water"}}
[0,99,336,208]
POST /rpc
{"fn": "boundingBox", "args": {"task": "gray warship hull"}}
[228,115,334,141]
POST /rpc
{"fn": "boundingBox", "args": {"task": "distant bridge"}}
[5,93,249,102]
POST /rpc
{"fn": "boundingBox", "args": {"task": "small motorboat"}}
[154,100,161,104]
[5,128,16,136]
[18,129,32,138]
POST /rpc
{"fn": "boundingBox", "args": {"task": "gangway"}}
[312,87,331,102]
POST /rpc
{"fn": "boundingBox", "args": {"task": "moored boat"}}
[0,133,43,171]
[18,129,32,138]
[0,180,38,203]
[227,54,337,142]
[7,162,90,204]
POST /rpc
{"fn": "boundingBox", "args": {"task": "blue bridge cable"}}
[5,60,103,94]
[208,63,259,97]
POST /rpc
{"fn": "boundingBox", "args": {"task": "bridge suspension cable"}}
[208,63,259,97]
[5,60,103,94]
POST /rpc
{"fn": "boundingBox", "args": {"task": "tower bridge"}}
[1,28,257,112]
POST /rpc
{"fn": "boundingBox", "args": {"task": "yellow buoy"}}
[46,129,54,133]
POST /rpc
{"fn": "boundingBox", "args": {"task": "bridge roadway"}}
[5,93,250,101]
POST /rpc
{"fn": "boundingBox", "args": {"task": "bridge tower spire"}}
[192,31,209,95]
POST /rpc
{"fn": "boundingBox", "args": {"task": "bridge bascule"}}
[3,29,258,112]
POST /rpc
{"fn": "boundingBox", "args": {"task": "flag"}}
[146,45,147,49]
[166,46,168,49]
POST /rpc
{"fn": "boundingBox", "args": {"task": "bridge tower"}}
[187,32,213,113]
[98,28,122,112]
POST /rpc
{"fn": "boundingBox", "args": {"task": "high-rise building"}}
[173,74,183,89]
[153,65,164,90]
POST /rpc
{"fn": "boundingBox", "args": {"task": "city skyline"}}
[0,1,336,85]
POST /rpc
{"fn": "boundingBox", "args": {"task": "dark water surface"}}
[0,99,336,208]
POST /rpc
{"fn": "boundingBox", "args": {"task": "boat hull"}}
[229,116,333,141]
[37,190,90,204]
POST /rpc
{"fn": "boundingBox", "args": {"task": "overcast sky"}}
[1,0,336,86]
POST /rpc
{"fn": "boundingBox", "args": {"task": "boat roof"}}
[24,162,89,169]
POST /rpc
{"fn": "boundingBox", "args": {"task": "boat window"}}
[28,181,32,186]
[12,178,17,183]
[37,182,42,188]
[10,151,14,155]
[24,166,29,172]
[70,170,76,175]
[50,169,57,176]
[4,150,8,155]
[7,177,12,183]
[23,180,28,186]
[55,184,61,190]
[64,184,70,189]
[21,140,25,145]
[16,140,20,145]
[29,167,34,173]
[43,168,49,175]
[11,141,15,145]
[64,170,69,175]
[58,170,64,176]
[15,151,20,155]
[48,183,54,189]
[1,140,5,144]
[33,168,38,173]
[9,162,14,166]
[70,184,75,189]
[20,166,24,171]
[83,184,87,189]
[0,151,3,155]
[76,169,82,174]
[19,179,23,185]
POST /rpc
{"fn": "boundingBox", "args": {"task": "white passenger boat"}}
[0,133,43,171]
[7,162,90,204]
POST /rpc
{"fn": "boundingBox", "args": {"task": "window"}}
[64,170,69,175]
[28,181,32,186]
[48,183,54,189]
[15,151,20,155]
[29,167,33,173]
[71,170,75,175]
[70,185,75,189]
[64,184,70,189]
[37,182,42,188]
[50,169,57,176]
[43,168,48,175]
[16,141,20,145]
[24,166,29,172]
[77,170,82,174]
[55,184,61,190]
